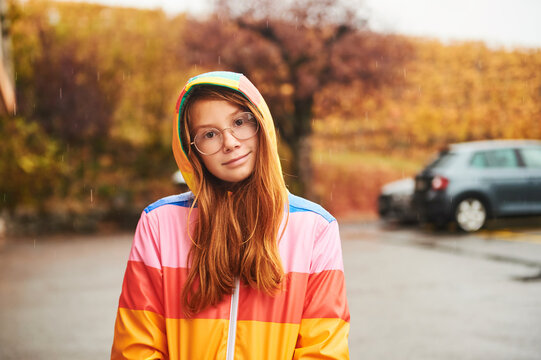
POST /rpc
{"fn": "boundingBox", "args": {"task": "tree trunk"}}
[285,95,316,200]
[296,135,316,201]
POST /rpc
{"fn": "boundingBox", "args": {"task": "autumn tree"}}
[7,1,189,220]
[181,0,413,196]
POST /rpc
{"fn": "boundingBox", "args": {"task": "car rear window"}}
[470,149,519,168]
[520,147,541,168]
[426,152,457,169]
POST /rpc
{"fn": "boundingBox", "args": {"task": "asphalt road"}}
[1,219,540,359]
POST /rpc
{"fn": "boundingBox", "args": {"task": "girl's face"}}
[189,99,259,184]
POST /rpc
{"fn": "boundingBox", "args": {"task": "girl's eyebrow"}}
[191,109,245,132]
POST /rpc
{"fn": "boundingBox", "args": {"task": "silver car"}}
[412,140,541,232]
[378,178,417,223]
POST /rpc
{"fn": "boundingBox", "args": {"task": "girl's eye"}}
[233,117,245,127]
[202,130,217,139]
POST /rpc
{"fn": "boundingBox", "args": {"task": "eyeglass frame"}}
[190,112,259,155]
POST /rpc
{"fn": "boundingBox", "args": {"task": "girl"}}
[111,71,350,359]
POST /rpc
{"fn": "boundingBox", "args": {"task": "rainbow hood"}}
[173,71,279,194]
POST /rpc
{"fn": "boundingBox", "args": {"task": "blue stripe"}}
[188,71,242,83]
[144,191,335,223]
[144,192,195,213]
[288,193,335,223]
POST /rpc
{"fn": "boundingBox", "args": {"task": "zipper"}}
[226,278,240,360]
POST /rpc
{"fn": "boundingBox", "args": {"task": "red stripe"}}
[119,261,164,315]
[119,263,348,322]
[303,270,350,322]
[162,267,232,320]
[237,272,309,323]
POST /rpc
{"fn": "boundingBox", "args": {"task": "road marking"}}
[479,230,541,244]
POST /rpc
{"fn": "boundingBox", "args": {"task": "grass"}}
[312,150,426,219]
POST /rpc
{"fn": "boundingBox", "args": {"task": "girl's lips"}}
[222,152,250,166]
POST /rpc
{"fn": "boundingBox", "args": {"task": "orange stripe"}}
[303,270,350,321]
[165,318,229,359]
[235,320,300,359]
[112,308,168,359]
[294,318,350,359]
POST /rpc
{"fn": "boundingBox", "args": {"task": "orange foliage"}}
[314,39,541,155]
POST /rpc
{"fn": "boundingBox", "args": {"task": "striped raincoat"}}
[111,72,350,359]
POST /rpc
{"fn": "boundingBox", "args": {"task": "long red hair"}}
[179,86,288,316]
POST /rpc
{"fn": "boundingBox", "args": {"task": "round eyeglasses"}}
[191,112,259,155]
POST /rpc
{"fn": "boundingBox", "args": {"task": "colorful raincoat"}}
[111,71,350,359]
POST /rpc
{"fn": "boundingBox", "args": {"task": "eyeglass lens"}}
[193,112,258,155]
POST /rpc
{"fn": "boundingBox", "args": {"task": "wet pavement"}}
[0,234,129,359]
[1,220,540,359]
[341,221,541,360]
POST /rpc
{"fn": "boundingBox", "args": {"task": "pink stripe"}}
[239,76,262,106]
[129,206,195,269]
[280,212,344,274]
[130,205,343,274]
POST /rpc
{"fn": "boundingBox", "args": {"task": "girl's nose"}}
[221,130,241,152]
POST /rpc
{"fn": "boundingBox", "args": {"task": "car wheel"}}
[454,197,487,232]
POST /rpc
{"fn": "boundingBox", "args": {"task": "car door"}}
[518,146,541,212]
[470,148,529,216]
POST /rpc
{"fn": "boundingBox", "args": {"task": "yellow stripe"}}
[479,230,541,244]
[294,318,350,359]
[112,308,168,360]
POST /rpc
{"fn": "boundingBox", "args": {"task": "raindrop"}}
[90,189,94,203]
[330,192,333,201]
[122,72,125,81]
[97,71,100,81]
[266,20,269,28]
[375,60,378,69]
[59,87,63,99]
[403,68,407,78]
[218,56,221,64]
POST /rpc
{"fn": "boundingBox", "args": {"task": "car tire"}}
[454,197,487,232]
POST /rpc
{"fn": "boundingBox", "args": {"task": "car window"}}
[520,147,541,168]
[470,152,487,168]
[470,149,519,168]
[427,152,456,169]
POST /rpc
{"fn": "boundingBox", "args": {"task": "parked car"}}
[412,139,541,232]
[172,170,189,192]
[378,177,417,223]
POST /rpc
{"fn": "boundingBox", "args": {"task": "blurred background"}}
[1,0,540,235]
[1,1,541,359]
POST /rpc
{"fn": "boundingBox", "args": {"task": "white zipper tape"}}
[226,278,240,360]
